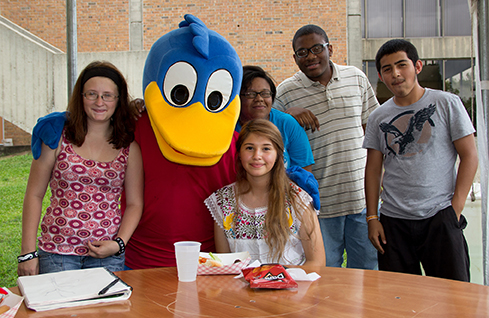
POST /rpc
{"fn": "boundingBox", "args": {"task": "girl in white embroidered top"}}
[205,119,325,265]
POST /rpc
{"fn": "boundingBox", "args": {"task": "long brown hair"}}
[64,61,136,149]
[236,119,310,262]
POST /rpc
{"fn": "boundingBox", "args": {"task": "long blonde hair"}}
[235,119,311,262]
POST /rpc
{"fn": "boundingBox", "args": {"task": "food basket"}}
[197,252,251,275]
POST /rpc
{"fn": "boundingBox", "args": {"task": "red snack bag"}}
[242,264,298,289]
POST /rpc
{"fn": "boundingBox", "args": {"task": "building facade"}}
[1,0,353,145]
[0,0,351,84]
[0,0,474,145]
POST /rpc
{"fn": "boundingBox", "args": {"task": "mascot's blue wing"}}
[31,111,67,160]
[286,165,321,210]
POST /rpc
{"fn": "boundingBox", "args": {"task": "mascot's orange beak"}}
[144,81,240,166]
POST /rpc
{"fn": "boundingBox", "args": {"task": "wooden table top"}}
[11,266,489,317]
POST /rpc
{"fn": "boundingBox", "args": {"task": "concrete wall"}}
[0,16,148,135]
[363,36,473,61]
[347,0,362,69]
[0,16,63,134]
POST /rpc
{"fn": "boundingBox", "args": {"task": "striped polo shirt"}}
[274,62,379,218]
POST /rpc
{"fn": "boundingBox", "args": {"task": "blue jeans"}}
[38,250,125,274]
[319,208,378,269]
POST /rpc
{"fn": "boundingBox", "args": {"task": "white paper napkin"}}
[286,267,321,281]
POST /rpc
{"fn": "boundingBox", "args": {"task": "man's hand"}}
[368,220,386,254]
[451,201,464,221]
[285,107,320,132]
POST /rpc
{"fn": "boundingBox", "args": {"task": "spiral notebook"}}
[16,267,132,312]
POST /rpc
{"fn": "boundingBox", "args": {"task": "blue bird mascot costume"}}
[32,15,242,268]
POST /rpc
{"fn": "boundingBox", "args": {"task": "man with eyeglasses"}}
[274,24,380,270]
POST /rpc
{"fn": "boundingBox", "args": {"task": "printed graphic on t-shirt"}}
[380,103,436,157]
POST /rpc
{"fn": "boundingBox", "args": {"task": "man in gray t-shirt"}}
[363,39,478,281]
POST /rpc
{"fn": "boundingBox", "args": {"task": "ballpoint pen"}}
[98,277,120,295]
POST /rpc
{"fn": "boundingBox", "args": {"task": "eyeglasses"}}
[294,43,329,58]
[82,91,119,102]
[241,90,272,99]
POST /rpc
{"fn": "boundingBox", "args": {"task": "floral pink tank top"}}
[38,132,130,256]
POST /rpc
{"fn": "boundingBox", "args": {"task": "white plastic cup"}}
[174,241,201,282]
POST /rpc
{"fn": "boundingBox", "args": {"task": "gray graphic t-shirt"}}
[363,88,475,220]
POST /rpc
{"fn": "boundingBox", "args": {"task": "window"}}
[362,0,402,38]
[405,0,440,37]
[362,0,471,38]
[444,0,472,36]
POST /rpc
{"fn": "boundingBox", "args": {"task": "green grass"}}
[0,153,50,288]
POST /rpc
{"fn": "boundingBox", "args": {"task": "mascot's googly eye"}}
[205,69,232,112]
[163,62,197,107]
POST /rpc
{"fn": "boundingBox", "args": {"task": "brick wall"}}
[142,0,348,82]
[0,0,130,52]
[1,117,31,146]
[1,0,348,84]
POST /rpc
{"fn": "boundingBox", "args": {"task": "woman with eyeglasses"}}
[18,61,144,276]
[237,65,314,172]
